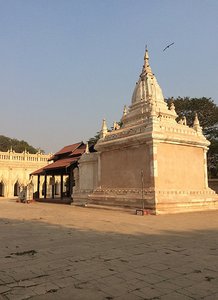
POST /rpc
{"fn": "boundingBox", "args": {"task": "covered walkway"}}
[31,142,86,202]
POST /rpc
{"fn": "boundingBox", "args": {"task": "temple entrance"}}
[0,181,5,197]
[14,181,20,196]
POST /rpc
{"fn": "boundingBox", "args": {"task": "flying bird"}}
[163,42,175,52]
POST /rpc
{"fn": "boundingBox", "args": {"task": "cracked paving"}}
[0,199,218,299]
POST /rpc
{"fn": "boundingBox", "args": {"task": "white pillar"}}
[204,148,208,189]
[97,153,101,187]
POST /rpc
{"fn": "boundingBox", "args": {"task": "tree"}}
[207,139,218,178]
[166,97,218,178]
[0,135,41,154]
[88,132,100,147]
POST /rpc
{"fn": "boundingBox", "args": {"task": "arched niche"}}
[14,180,21,197]
[0,181,5,197]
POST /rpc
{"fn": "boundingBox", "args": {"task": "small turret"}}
[193,113,202,133]
[85,143,90,154]
[169,99,178,118]
[100,119,108,139]
[193,112,200,126]
[122,105,128,117]
[113,121,120,130]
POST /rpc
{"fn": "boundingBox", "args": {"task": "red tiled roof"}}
[54,142,83,156]
[30,166,45,176]
[31,142,86,176]
[70,144,86,156]
[43,157,78,171]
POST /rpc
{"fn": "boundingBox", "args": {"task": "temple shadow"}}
[0,215,218,299]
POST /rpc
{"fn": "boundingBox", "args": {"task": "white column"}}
[97,153,101,187]
[204,148,208,189]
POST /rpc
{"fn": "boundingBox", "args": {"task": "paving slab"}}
[0,199,218,299]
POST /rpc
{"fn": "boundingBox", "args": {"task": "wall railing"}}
[0,150,52,163]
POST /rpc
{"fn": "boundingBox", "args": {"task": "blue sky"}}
[0,0,217,153]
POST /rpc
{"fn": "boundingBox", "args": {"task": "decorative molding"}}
[92,187,216,196]
[93,187,155,195]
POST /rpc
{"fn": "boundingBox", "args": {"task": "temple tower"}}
[88,49,217,213]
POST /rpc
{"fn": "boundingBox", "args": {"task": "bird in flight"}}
[163,42,175,52]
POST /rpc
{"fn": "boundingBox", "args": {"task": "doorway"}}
[14,181,20,196]
[0,181,5,197]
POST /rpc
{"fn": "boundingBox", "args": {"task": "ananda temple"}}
[2,49,217,213]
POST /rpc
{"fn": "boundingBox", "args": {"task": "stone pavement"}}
[0,199,218,300]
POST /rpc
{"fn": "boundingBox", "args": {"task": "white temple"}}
[73,49,218,214]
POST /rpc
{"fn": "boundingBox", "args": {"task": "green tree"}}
[88,131,100,147]
[166,97,218,136]
[166,97,218,178]
[0,135,41,154]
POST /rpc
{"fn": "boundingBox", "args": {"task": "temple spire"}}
[144,47,149,62]
[125,48,178,128]
[143,48,152,74]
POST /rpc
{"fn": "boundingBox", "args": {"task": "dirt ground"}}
[0,198,218,300]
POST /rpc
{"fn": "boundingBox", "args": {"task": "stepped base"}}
[88,188,218,214]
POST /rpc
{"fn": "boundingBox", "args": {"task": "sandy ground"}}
[0,198,218,299]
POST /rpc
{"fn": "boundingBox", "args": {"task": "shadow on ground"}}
[0,216,218,300]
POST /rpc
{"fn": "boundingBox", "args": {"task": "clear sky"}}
[0,0,217,153]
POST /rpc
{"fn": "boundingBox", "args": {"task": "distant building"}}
[31,142,86,201]
[73,49,218,214]
[0,149,51,198]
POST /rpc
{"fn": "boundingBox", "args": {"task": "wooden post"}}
[52,176,55,199]
[37,175,40,199]
[60,174,63,199]
[69,170,72,198]
[44,175,47,199]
